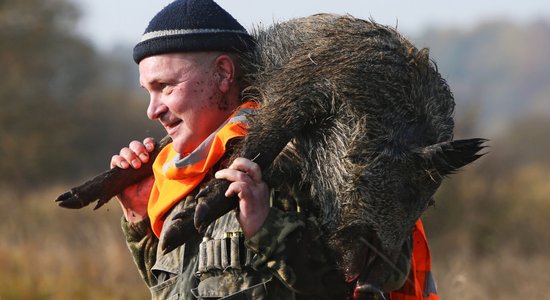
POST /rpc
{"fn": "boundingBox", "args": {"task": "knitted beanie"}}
[133,0,255,63]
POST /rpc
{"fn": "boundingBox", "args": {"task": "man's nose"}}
[147,93,166,120]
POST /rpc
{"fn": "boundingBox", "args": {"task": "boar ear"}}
[413,138,488,176]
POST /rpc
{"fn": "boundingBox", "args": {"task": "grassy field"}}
[0,187,148,300]
[431,249,550,299]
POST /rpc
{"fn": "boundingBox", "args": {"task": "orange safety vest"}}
[389,219,439,300]
[148,101,257,237]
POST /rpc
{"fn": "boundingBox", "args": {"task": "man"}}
[111,0,419,299]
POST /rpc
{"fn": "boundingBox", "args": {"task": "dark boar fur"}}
[191,14,485,298]
[56,13,486,299]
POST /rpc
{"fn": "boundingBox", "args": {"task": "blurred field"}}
[0,187,148,300]
[425,164,550,300]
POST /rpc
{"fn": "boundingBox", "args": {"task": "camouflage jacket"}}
[122,184,411,299]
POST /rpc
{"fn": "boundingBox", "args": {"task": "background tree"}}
[0,0,162,189]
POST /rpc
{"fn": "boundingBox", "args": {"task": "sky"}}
[71,0,550,51]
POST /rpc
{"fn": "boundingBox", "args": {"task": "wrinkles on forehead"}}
[138,52,221,88]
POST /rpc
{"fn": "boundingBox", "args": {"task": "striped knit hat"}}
[133,0,255,63]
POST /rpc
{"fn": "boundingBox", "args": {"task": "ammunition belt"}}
[196,232,254,276]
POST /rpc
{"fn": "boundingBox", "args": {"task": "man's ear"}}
[214,54,235,93]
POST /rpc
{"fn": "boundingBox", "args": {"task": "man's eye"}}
[160,83,173,93]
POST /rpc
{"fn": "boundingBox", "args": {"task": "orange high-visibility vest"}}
[389,219,439,300]
[148,102,257,237]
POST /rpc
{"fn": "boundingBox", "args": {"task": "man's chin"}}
[170,137,194,155]
[170,139,185,155]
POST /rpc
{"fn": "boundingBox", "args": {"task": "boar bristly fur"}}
[191,14,486,298]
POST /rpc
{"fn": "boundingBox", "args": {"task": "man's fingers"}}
[110,138,156,170]
[119,147,143,169]
[110,155,131,169]
[129,140,150,163]
[143,137,156,152]
[225,181,249,198]
[215,168,254,184]
[215,157,270,239]
[227,157,263,182]
[215,168,256,198]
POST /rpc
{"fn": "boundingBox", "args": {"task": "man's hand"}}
[214,157,270,238]
[111,137,156,223]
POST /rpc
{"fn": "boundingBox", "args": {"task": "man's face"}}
[139,53,239,154]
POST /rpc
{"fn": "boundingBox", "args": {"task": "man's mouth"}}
[163,119,182,136]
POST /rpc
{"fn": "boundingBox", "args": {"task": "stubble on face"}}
[191,53,232,112]
[216,92,230,111]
